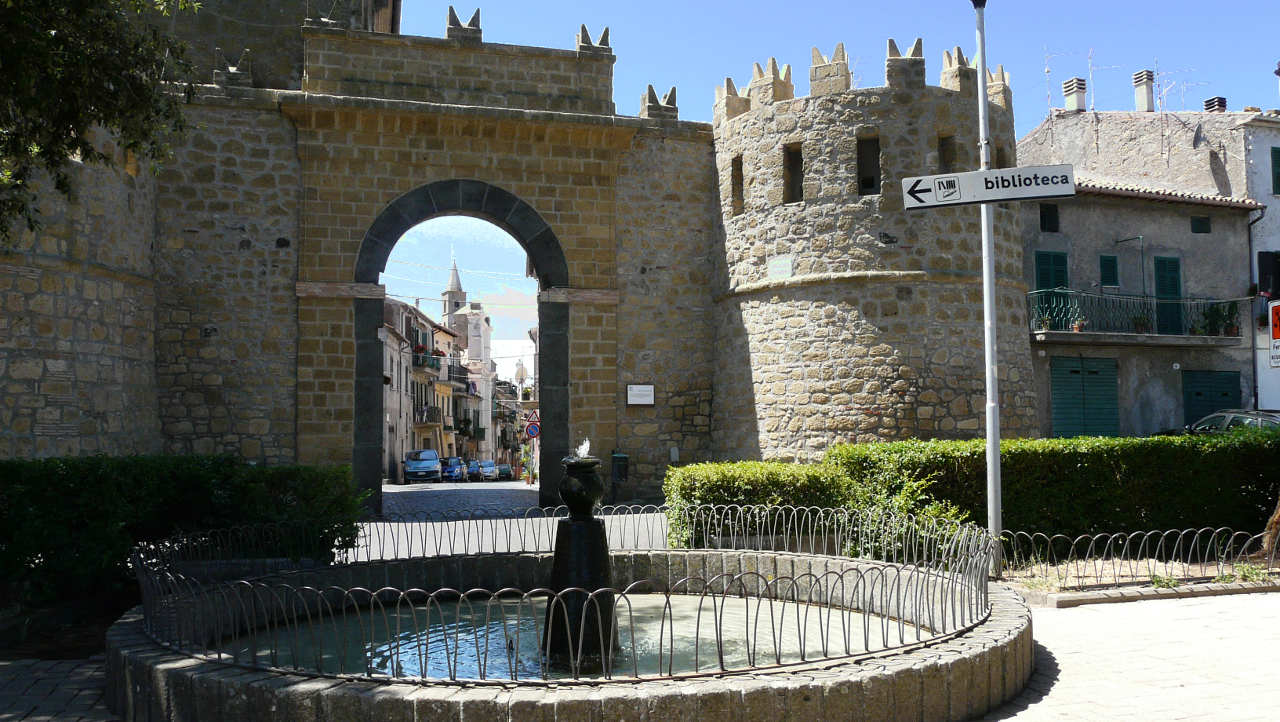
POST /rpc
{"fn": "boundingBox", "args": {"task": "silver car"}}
[1186,409,1280,433]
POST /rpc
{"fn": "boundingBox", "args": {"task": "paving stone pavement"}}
[0,656,114,721]
[981,592,1280,721]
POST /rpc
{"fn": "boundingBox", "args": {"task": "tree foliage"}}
[0,0,197,243]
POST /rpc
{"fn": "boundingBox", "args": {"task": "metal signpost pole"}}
[972,0,1002,575]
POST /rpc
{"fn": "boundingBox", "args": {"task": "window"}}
[730,155,744,215]
[1273,147,1280,195]
[1039,203,1060,233]
[937,135,956,173]
[1035,251,1068,289]
[857,137,881,195]
[782,145,803,203]
[1190,216,1211,234]
[1099,255,1118,286]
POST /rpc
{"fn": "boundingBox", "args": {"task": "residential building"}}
[380,303,413,483]
[1022,184,1258,436]
[1020,73,1279,411]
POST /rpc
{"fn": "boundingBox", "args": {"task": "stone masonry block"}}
[555,689,604,722]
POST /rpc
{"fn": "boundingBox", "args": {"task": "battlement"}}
[301,7,616,115]
[713,37,1013,127]
[639,85,678,120]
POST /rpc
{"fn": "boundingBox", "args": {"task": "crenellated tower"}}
[710,37,1036,461]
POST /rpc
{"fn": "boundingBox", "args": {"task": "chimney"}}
[1133,70,1154,112]
[1203,96,1227,113]
[1063,77,1086,112]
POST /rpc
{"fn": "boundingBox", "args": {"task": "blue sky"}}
[384,1,1280,380]
[400,1,1280,135]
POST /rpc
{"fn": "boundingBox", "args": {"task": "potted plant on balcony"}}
[1221,301,1240,336]
[1071,315,1087,332]
[1131,314,1152,334]
[1036,315,1053,332]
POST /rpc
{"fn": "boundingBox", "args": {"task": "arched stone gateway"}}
[351,181,570,510]
[1,8,1039,505]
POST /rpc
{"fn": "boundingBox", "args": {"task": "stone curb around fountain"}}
[107,552,1032,721]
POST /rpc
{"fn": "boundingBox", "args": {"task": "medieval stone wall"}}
[710,44,1037,461]
[614,129,720,485]
[302,25,615,115]
[0,153,161,458]
[152,102,301,463]
[153,0,311,89]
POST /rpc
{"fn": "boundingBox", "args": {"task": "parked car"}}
[466,460,483,482]
[442,456,465,481]
[497,463,513,481]
[480,460,498,480]
[402,449,442,483]
[1185,409,1280,434]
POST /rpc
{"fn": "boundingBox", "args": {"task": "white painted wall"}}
[1245,121,1280,408]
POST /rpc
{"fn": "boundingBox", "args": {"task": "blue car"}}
[402,449,441,483]
[442,456,465,481]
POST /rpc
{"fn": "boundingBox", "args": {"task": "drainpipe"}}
[1248,206,1267,409]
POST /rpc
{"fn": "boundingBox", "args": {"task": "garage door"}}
[1181,371,1240,426]
[1050,356,1119,437]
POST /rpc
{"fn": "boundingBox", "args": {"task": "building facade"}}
[1022,186,1257,436]
[1019,74,1278,410]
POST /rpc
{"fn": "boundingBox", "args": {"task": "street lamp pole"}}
[972,0,1002,575]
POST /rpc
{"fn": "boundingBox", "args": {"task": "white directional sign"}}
[901,164,1076,210]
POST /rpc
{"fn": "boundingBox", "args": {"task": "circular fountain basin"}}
[108,548,1032,720]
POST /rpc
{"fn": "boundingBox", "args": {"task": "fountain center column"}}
[543,454,617,671]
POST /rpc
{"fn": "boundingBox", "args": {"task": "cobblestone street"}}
[380,480,541,516]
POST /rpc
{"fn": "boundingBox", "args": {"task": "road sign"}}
[901,164,1075,210]
[1270,300,1280,368]
[526,409,540,424]
[525,422,541,438]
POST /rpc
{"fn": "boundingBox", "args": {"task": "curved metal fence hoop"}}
[127,504,997,684]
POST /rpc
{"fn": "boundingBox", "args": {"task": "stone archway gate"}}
[278,21,718,509]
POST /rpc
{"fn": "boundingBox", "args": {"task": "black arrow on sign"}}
[906,179,932,204]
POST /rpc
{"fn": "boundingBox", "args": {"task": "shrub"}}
[824,430,1280,537]
[0,455,365,611]
[660,459,965,548]
[662,461,848,547]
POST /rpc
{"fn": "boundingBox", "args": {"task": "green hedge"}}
[825,430,1280,536]
[0,455,365,610]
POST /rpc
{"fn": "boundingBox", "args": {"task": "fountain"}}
[109,497,1034,719]
[543,440,618,670]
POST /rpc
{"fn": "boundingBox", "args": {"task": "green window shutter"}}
[1099,255,1118,286]
[1035,251,1068,290]
[1154,256,1183,334]
[1273,147,1280,195]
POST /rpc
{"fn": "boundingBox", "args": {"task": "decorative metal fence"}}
[1001,527,1280,591]
[1026,289,1244,336]
[131,505,994,684]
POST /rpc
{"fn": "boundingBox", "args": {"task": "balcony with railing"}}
[1026,289,1245,346]
[413,405,442,426]
[412,354,442,370]
[448,363,469,384]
